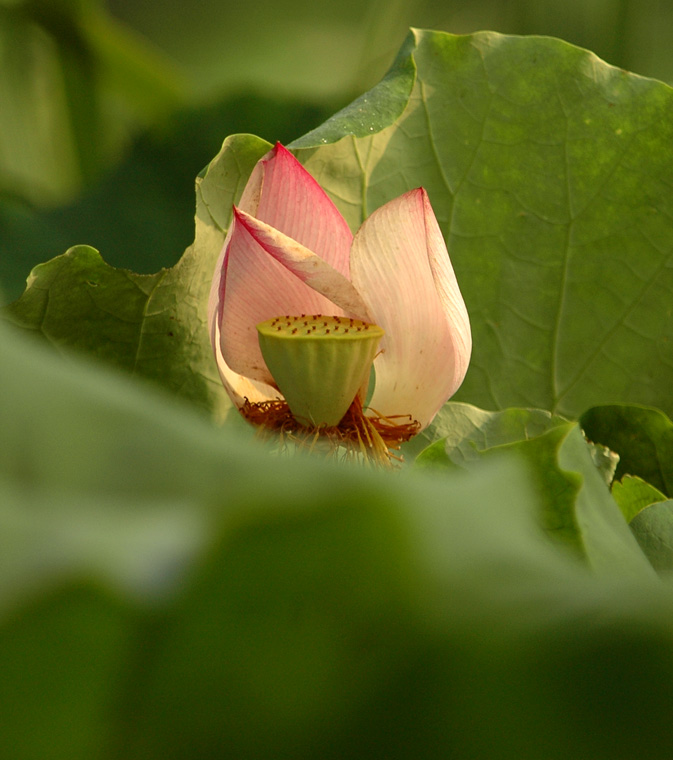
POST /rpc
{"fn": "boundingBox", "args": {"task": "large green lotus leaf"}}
[630,500,673,574]
[2,134,271,419]
[581,404,673,496]
[5,29,673,422]
[3,322,673,759]
[290,30,673,418]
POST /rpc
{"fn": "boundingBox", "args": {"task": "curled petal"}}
[208,298,279,409]
[248,143,353,277]
[235,209,372,321]
[350,188,471,429]
[215,211,344,386]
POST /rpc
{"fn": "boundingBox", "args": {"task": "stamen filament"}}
[240,395,420,467]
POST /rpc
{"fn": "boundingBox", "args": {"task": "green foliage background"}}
[4,3,673,759]
[5,0,673,300]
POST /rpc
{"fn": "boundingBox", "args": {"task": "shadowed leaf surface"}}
[581,404,673,497]
[612,475,667,523]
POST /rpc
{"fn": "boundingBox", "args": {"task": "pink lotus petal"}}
[253,144,353,277]
[235,209,372,321]
[208,294,279,409]
[207,243,275,408]
[350,188,471,429]
[215,210,349,385]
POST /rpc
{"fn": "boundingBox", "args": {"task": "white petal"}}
[350,188,471,429]
[214,212,344,386]
[208,298,279,409]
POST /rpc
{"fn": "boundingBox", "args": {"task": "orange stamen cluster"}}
[241,395,420,466]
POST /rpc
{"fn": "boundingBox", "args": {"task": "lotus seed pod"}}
[257,314,384,427]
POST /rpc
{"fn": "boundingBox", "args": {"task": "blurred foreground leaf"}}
[2,321,673,759]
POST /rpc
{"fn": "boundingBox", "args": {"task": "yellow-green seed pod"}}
[257,314,384,428]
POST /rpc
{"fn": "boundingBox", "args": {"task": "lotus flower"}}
[208,143,471,459]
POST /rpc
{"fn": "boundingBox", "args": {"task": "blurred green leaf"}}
[0,315,255,612]
[2,320,673,759]
[0,583,132,760]
[581,404,673,496]
[612,474,667,523]
[630,500,673,574]
[109,0,408,100]
[0,8,81,201]
[0,0,185,205]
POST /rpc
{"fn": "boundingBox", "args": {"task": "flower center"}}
[256,314,384,428]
